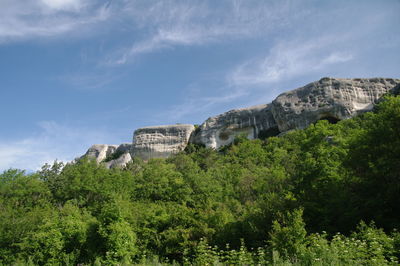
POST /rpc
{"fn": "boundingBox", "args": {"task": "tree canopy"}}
[1,95,400,265]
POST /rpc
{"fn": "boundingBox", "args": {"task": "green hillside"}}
[1,95,400,265]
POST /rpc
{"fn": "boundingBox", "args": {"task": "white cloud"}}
[0,121,115,172]
[0,0,110,42]
[322,52,354,65]
[107,0,298,64]
[160,33,358,122]
[164,88,247,122]
[228,37,355,87]
[40,0,83,11]
[2,0,294,62]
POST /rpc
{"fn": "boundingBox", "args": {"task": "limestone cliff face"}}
[131,124,195,160]
[80,125,195,167]
[192,78,399,147]
[191,104,277,149]
[80,77,400,166]
[83,144,118,163]
[104,152,132,169]
[82,143,132,168]
[272,77,400,132]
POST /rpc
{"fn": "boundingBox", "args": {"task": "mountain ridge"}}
[81,77,400,168]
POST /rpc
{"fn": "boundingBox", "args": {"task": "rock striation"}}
[83,144,118,163]
[192,77,399,147]
[271,77,400,132]
[131,124,195,160]
[82,143,132,168]
[190,104,278,149]
[104,152,132,169]
[80,77,400,167]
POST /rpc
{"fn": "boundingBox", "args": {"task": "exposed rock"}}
[80,77,400,162]
[115,143,132,154]
[82,143,133,168]
[272,77,400,131]
[131,124,195,160]
[191,104,278,149]
[105,152,132,169]
[191,77,399,148]
[83,144,118,163]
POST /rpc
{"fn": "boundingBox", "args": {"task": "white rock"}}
[81,143,133,168]
[272,77,400,131]
[191,104,277,149]
[80,77,400,161]
[83,144,118,163]
[105,152,132,169]
[131,124,195,160]
[191,77,399,148]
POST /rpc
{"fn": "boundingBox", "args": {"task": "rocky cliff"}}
[131,124,195,160]
[271,77,399,132]
[83,144,118,163]
[190,104,277,149]
[82,143,132,168]
[81,77,400,168]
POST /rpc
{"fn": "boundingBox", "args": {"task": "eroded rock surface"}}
[82,143,132,168]
[80,77,400,162]
[191,104,278,149]
[105,152,132,169]
[115,143,132,154]
[132,124,195,160]
[272,77,400,131]
[83,144,118,163]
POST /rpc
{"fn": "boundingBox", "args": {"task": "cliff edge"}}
[81,77,400,168]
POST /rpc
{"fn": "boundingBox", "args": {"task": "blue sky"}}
[0,0,399,171]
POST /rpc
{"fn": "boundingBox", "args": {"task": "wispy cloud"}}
[60,70,127,90]
[1,0,398,165]
[0,121,115,172]
[163,87,247,122]
[228,37,354,87]
[0,0,110,42]
[160,34,356,122]
[40,0,85,11]
[106,0,298,65]
[107,0,398,124]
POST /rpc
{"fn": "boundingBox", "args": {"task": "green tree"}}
[269,209,307,261]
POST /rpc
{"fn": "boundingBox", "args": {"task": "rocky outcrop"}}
[191,104,278,149]
[104,152,132,169]
[80,77,400,165]
[83,144,118,163]
[192,78,399,147]
[131,124,195,160]
[80,124,195,167]
[271,77,400,131]
[115,143,132,155]
[82,143,132,168]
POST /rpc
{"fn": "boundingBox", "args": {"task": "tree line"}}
[1,95,400,265]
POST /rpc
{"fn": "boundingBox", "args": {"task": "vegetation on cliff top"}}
[1,95,400,265]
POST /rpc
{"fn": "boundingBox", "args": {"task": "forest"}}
[1,95,399,265]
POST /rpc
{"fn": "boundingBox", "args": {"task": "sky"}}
[0,0,399,171]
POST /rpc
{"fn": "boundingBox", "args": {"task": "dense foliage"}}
[1,95,400,265]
